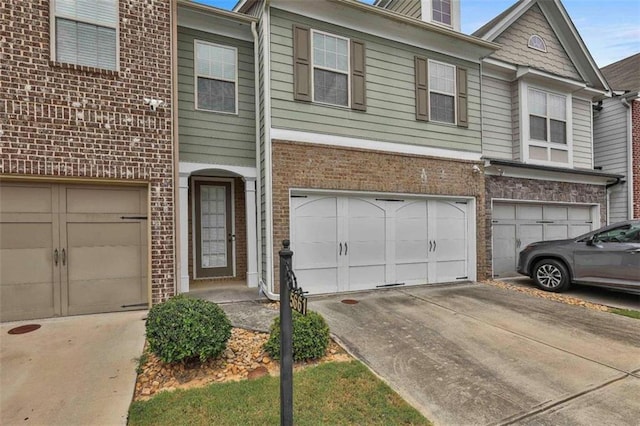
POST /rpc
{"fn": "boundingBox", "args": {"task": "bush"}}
[146,295,232,364]
[264,310,330,362]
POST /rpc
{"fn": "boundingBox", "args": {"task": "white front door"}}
[291,193,473,295]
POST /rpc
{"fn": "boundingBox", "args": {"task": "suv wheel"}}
[533,259,571,292]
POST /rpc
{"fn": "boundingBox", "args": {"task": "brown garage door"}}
[1,182,148,322]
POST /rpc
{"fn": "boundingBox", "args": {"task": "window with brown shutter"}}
[293,25,311,102]
[415,56,429,121]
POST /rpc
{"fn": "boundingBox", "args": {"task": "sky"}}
[194,0,640,67]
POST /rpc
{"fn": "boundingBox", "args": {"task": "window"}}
[429,60,456,124]
[528,35,547,52]
[52,0,118,70]
[594,223,640,243]
[527,87,569,164]
[432,0,452,26]
[312,31,349,107]
[195,41,237,114]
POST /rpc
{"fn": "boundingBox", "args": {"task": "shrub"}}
[146,295,232,364]
[264,310,330,362]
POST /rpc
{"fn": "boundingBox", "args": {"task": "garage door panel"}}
[67,277,143,311]
[396,241,428,262]
[1,281,56,321]
[570,224,592,238]
[436,260,466,281]
[517,205,543,220]
[569,207,591,221]
[294,197,337,217]
[545,224,569,241]
[493,224,517,277]
[66,222,141,247]
[295,217,337,242]
[543,206,568,220]
[295,242,337,269]
[295,268,338,294]
[0,184,53,213]
[396,263,429,284]
[493,203,515,220]
[68,245,141,281]
[65,187,143,214]
[348,265,386,290]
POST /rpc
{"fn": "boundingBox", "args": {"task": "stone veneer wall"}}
[484,175,607,276]
[0,1,175,303]
[271,140,488,289]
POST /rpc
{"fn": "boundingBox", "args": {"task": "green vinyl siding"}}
[481,76,513,159]
[269,9,482,153]
[178,27,256,167]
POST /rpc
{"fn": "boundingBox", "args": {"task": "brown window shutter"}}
[457,67,468,128]
[415,56,429,121]
[350,39,366,111]
[293,25,311,102]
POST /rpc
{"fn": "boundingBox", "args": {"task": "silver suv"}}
[517,220,640,294]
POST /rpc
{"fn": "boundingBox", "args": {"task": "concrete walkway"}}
[309,283,640,425]
[1,310,146,426]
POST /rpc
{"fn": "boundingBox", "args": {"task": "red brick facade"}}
[632,100,640,219]
[271,140,488,289]
[0,1,175,303]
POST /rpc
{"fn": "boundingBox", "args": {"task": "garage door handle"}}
[345,242,348,255]
[339,243,342,256]
[54,249,59,266]
[61,248,66,266]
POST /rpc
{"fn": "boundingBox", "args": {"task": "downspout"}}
[254,0,279,300]
[171,0,180,298]
[250,20,266,298]
[621,96,634,220]
[605,177,623,225]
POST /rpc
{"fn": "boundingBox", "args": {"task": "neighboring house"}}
[594,53,640,223]
[471,0,620,278]
[226,0,498,296]
[0,1,175,321]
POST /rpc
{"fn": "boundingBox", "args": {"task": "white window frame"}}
[194,40,239,115]
[50,0,120,71]
[528,35,547,52]
[520,81,573,167]
[431,0,453,28]
[428,59,457,125]
[310,29,351,108]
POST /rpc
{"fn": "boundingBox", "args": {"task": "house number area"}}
[289,288,308,315]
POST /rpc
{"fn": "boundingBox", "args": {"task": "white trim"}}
[194,40,239,115]
[50,0,120,71]
[516,67,587,91]
[179,161,257,178]
[310,29,351,108]
[428,59,457,125]
[178,4,256,41]
[270,128,483,161]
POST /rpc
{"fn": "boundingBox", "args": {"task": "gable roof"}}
[600,53,640,93]
[473,0,609,92]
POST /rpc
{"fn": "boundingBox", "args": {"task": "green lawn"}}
[610,308,640,320]
[128,361,430,426]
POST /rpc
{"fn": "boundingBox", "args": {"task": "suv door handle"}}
[627,248,640,254]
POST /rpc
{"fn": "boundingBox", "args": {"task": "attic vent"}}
[528,35,547,52]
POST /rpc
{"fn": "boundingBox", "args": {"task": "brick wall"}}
[271,140,488,289]
[485,176,607,275]
[0,1,175,304]
[632,100,640,219]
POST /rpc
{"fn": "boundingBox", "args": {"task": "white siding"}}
[572,98,593,169]
[594,97,629,222]
[481,76,513,159]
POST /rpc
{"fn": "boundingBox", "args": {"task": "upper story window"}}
[415,56,468,127]
[429,60,456,124]
[52,0,118,70]
[195,41,237,114]
[312,31,350,107]
[526,87,570,164]
[293,25,366,111]
[432,0,452,26]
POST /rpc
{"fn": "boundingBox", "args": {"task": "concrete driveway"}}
[310,283,640,425]
[1,310,146,426]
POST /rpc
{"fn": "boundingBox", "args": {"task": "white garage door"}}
[492,202,595,278]
[1,182,148,322]
[291,193,473,295]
